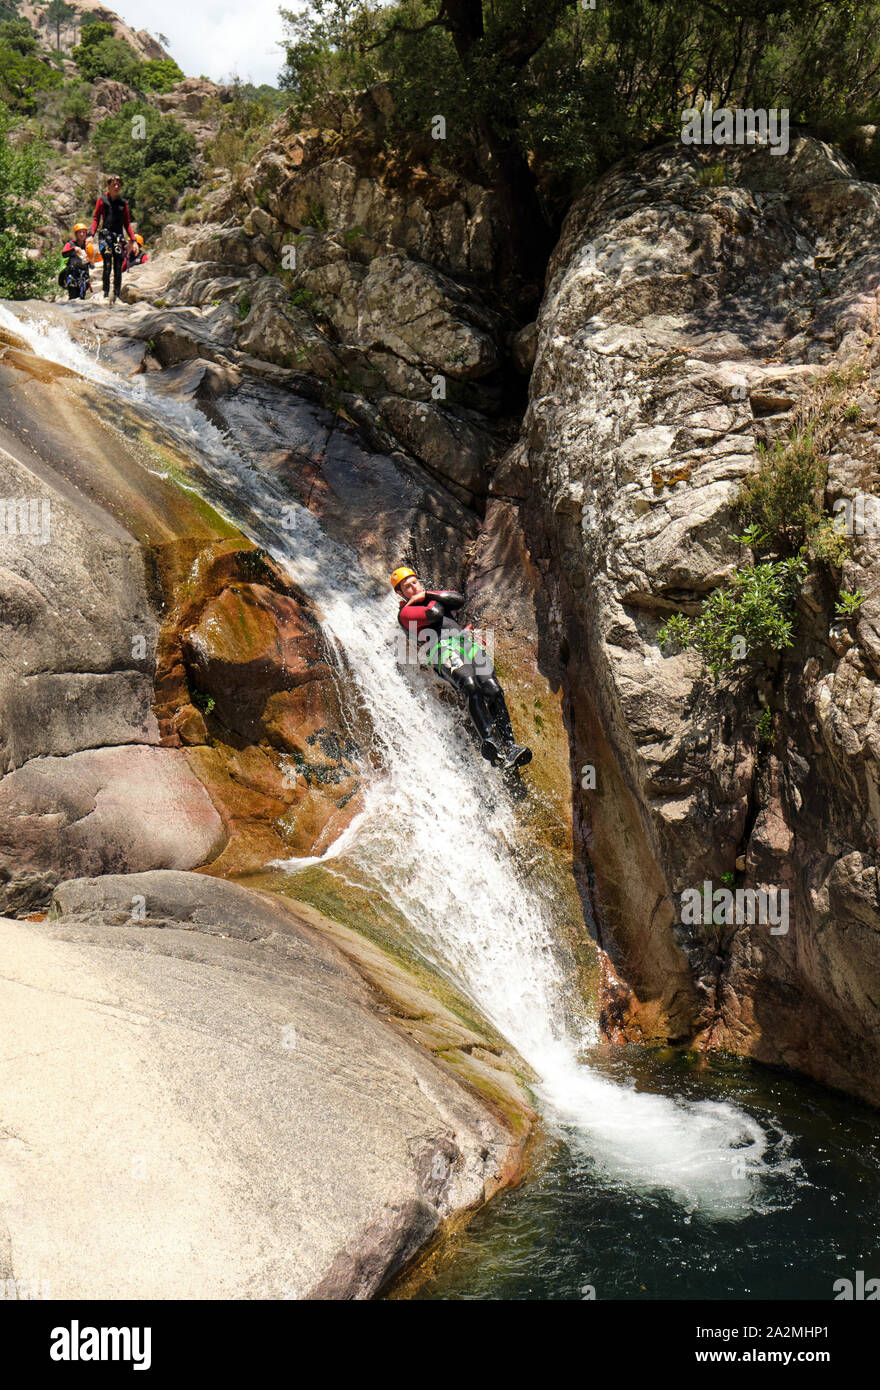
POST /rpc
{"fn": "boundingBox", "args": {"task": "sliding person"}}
[391,566,532,772]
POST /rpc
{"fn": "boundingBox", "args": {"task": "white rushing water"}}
[1,301,784,1212]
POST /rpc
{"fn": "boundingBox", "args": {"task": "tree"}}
[0,102,53,298]
[91,101,197,235]
[138,57,185,92]
[45,0,74,51]
[279,0,880,278]
[0,19,62,111]
[72,19,142,85]
[36,76,91,140]
[280,0,566,272]
[0,16,37,51]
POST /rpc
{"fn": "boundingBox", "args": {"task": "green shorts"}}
[430,632,489,679]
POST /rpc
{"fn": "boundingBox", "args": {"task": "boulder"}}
[89,78,137,130]
[376,396,498,501]
[302,251,502,380]
[0,870,530,1299]
[0,747,227,913]
[235,276,340,377]
[182,581,329,739]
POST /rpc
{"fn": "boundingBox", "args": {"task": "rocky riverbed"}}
[3,82,880,1295]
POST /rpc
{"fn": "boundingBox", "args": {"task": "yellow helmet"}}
[390,565,416,590]
[135,234,144,245]
[73,222,88,232]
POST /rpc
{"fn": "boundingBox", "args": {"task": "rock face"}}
[228,85,521,285]
[0,871,531,1299]
[0,323,365,906]
[120,88,519,521]
[517,134,880,1102]
[20,0,171,61]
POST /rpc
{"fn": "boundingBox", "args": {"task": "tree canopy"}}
[0,17,62,112]
[279,0,880,215]
[71,19,184,91]
[0,101,53,297]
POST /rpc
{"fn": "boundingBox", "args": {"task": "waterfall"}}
[0,301,782,1213]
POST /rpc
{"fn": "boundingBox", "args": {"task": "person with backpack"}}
[89,175,135,305]
[58,223,92,300]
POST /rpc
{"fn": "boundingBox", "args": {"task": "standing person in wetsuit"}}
[391,566,532,771]
[89,175,135,305]
[59,223,92,299]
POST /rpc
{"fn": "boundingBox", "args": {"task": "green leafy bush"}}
[659,554,808,678]
[835,588,865,619]
[138,58,184,93]
[202,80,286,174]
[756,709,774,746]
[0,102,53,298]
[808,516,851,570]
[734,430,824,553]
[72,20,141,85]
[697,162,728,187]
[36,78,92,141]
[191,689,216,715]
[0,19,62,111]
[0,16,36,52]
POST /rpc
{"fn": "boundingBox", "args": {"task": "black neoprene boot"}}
[486,688,531,769]
[486,687,516,746]
[500,744,532,771]
[466,692,502,762]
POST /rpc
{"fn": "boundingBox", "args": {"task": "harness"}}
[431,631,485,675]
[99,230,126,257]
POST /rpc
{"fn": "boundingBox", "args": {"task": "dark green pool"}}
[401,1049,880,1300]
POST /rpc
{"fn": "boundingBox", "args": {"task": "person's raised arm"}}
[398,598,439,629]
[424,588,465,611]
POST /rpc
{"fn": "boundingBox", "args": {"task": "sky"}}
[115,0,294,87]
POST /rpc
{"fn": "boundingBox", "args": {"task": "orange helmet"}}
[73,222,88,232]
[135,234,144,246]
[390,566,416,590]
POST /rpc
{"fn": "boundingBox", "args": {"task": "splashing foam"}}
[1,301,784,1211]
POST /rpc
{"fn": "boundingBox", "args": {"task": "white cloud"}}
[115,0,294,86]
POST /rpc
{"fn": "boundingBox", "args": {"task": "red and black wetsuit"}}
[397,588,468,656]
[89,194,134,298]
[397,587,517,754]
